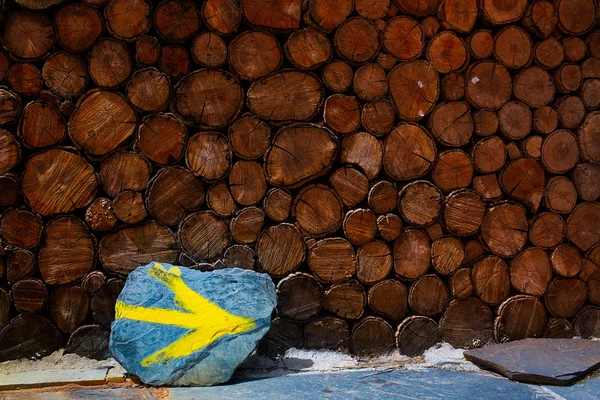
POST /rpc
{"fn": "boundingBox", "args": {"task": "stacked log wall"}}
[0,0,600,360]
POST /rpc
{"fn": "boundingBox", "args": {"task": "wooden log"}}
[580,258,599,282]
[554,63,582,94]
[353,63,388,101]
[494,26,532,70]
[582,79,600,109]
[522,1,557,38]
[551,243,582,278]
[3,10,54,60]
[100,221,178,274]
[206,183,236,217]
[324,279,366,320]
[545,176,578,214]
[394,229,431,280]
[146,167,204,226]
[511,248,552,296]
[356,240,392,284]
[91,279,124,328]
[100,152,150,198]
[388,61,439,121]
[472,255,510,305]
[202,0,241,34]
[396,316,440,357]
[500,158,545,212]
[529,212,565,248]
[521,135,543,159]
[329,167,369,207]
[257,223,305,277]
[222,244,255,269]
[263,188,292,222]
[383,123,437,180]
[534,39,564,69]
[230,207,264,244]
[340,132,383,180]
[574,306,600,338]
[65,325,110,360]
[465,61,512,110]
[567,202,600,252]
[179,211,230,261]
[40,53,86,100]
[265,124,338,188]
[126,68,171,112]
[441,73,465,101]
[350,317,395,357]
[229,31,282,81]
[472,137,506,174]
[0,175,19,207]
[432,149,473,192]
[82,271,106,294]
[440,298,494,349]
[154,0,200,42]
[368,181,397,214]
[324,94,361,135]
[304,316,349,351]
[1,208,42,249]
[382,16,423,61]
[113,191,147,224]
[555,0,597,35]
[8,63,42,96]
[294,185,343,237]
[322,61,353,93]
[428,101,473,147]
[356,0,390,19]
[579,112,600,163]
[105,0,150,40]
[159,45,190,78]
[481,202,528,258]
[468,30,494,59]
[285,28,331,70]
[137,113,186,165]
[397,181,442,227]
[431,236,464,276]
[513,67,555,109]
[228,114,270,161]
[307,237,356,283]
[50,286,89,334]
[11,278,47,314]
[334,17,380,63]
[572,163,600,202]
[0,89,20,127]
[449,268,473,299]
[6,249,35,284]
[409,274,449,317]
[368,279,408,320]
[532,106,558,135]
[0,289,9,330]
[545,278,587,318]
[257,318,303,359]
[19,101,66,149]
[276,273,322,321]
[482,0,527,24]
[377,213,402,242]
[343,209,377,246]
[543,318,574,339]
[556,95,586,129]
[38,216,95,285]
[495,295,546,342]
[427,32,468,74]
[229,161,267,206]
[0,315,61,362]
[438,0,478,34]
[136,36,161,65]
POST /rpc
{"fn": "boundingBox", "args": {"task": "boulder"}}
[109,262,276,386]
[464,338,600,385]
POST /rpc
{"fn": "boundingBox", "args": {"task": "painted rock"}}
[109,262,276,386]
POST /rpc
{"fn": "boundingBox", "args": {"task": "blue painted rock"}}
[109,262,276,386]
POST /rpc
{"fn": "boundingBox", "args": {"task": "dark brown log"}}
[582,79,600,109]
[324,279,366,320]
[263,188,292,222]
[388,61,439,121]
[440,298,494,349]
[41,52,87,100]
[324,94,360,135]
[229,161,266,206]
[257,223,305,277]
[563,37,586,62]
[308,237,356,283]
[0,89,20,127]
[53,5,102,52]
[265,124,337,188]
[100,221,178,274]
[229,31,282,81]
[396,316,440,357]
[351,317,395,357]
[230,207,264,244]
[136,36,161,65]
[494,26,532,70]
[482,0,527,24]
[495,295,546,342]
[409,274,449,316]
[159,45,190,78]
[0,315,61,362]
[513,67,555,109]
[449,268,473,299]
[522,1,557,38]
[105,0,150,40]
[1,209,42,249]
[545,278,587,318]
[572,163,600,202]
[257,318,303,358]
[580,258,599,282]
[285,28,331,70]
[100,152,150,198]
[91,278,124,328]
[556,95,586,129]
[532,107,558,135]
[463,239,485,267]
[368,279,408,320]
[473,174,502,201]
[540,129,580,175]
[534,39,564,69]
[529,212,565,248]
[334,17,380,63]
[472,110,498,137]
[146,167,204,226]
[431,236,464,276]
[353,63,388,101]
[7,63,42,96]
[304,316,349,351]
[545,176,577,214]
[20,101,66,149]
[179,211,230,261]
[465,61,512,110]
[322,61,353,93]
[472,137,506,174]
[429,101,473,147]
[398,180,442,227]
[248,71,323,122]
[481,202,528,258]
[202,0,241,34]
[579,112,600,163]
[543,318,574,339]
[382,16,423,61]
[368,181,397,214]
[468,30,494,59]
[377,213,402,242]
[88,39,132,88]
[511,248,552,296]
[65,325,110,360]
[340,132,383,180]
[222,244,255,269]
[11,279,47,314]
[567,202,600,251]
[472,255,510,305]
[154,0,200,42]
[0,289,9,330]
[438,0,478,34]
[330,167,369,207]
[426,223,444,241]
[50,286,89,334]
[276,273,322,321]
[294,185,343,237]
[126,68,171,112]
[574,306,600,338]
[582,57,600,79]
[0,175,19,207]
[383,123,437,180]
[3,10,54,60]
[394,229,430,280]
[228,114,270,161]
[137,113,187,166]
[356,240,392,284]
[428,32,468,74]
[556,0,597,35]
[82,271,106,294]
[500,158,545,212]
[432,149,473,192]
[521,135,543,159]
[113,191,147,224]
[186,132,231,182]
[6,249,35,284]
[554,63,583,94]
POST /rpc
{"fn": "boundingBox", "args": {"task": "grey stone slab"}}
[464,338,600,386]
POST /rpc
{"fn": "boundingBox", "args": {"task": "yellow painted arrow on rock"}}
[115,263,256,366]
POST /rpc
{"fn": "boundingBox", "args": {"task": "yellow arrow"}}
[115,263,256,366]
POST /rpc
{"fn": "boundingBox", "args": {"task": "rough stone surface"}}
[109,263,276,386]
[464,339,600,385]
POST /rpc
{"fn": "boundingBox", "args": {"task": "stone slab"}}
[0,368,123,391]
[464,338,600,385]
